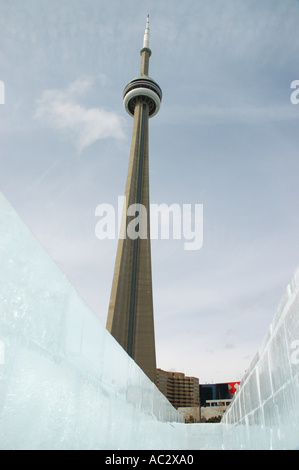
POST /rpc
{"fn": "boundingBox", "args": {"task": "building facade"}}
[199,382,240,422]
[156,368,200,409]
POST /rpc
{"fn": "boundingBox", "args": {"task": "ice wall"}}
[222,266,299,450]
[0,192,185,450]
[1,189,299,450]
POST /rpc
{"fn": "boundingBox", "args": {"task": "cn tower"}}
[106,16,162,383]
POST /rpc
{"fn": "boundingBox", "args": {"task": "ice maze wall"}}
[222,265,299,450]
[1,189,299,450]
[0,192,186,450]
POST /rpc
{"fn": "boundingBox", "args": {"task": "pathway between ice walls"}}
[1,190,299,450]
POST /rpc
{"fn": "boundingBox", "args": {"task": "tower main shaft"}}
[106,16,161,383]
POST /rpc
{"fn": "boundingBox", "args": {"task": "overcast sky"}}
[1,0,299,383]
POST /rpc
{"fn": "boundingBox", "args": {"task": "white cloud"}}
[34,77,126,152]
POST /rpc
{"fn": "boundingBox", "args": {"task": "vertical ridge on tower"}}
[106,16,162,384]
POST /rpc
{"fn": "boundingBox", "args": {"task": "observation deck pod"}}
[123,76,162,118]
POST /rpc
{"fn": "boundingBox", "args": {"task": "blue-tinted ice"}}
[1,191,299,449]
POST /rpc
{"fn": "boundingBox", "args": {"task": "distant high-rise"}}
[156,369,200,410]
[106,16,162,384]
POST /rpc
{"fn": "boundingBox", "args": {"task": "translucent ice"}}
[0,192,183,450]
[222,266,299,450]
[1,190,299,450]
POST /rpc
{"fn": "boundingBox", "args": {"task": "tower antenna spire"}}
[140,14,151,64]
[143,14,150,49]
